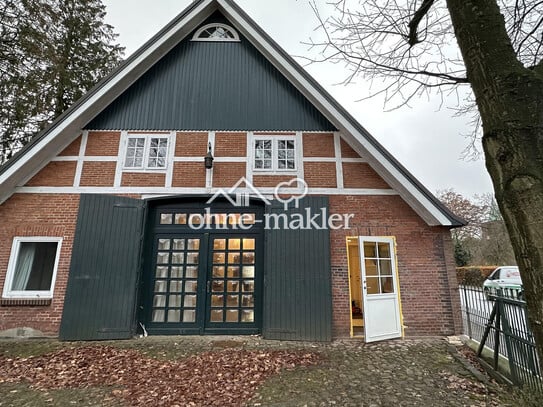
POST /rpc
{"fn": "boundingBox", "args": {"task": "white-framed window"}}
[192,23,240,42]
[2,237,62,299]
[253,137,297,171]
[123,135,169,170]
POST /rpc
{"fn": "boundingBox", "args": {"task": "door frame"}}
[139,196,265,336]
[346,236,404,342]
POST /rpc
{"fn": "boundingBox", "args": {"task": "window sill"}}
[1,298,52,306]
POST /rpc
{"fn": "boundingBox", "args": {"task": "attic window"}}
[192,23,240,42]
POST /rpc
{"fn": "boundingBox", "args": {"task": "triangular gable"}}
[88,12,336,132]
[0,0,462,226]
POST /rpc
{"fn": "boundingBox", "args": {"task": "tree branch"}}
[408,0,435,46]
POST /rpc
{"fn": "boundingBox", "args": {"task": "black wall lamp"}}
[204,142,214,169]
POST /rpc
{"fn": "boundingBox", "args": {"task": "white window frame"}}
[2,237,63,299]
[192,23,240,42]
[122,134,171,171]
[252,135,298,173]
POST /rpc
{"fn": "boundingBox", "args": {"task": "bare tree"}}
[309,0,543,368]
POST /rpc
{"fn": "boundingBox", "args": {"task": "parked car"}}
[483,266,523,300]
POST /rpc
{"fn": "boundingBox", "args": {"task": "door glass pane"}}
[185,266,198,278]
[157,252,169,264]
[242,281,254,292]
[228,239,241,250]
[226,310,239,322]
[366,277,380,294]
[242,266,254,278]
[155,280,167,292]
[227,281,239,292]
[174,214,187,224]
[169,295,182,307]
[210,310,223,322]
[169,281,182,292]
[212,281,224,292]
[242,214,256,225]
[212,295,224,307]
[183,310,195,323]
[153,295,166,307]
[155,266,168,278]
[212,266,225,278]
[226,295,239,307]
[171,252,184,264]
[228,252,240,264]
[152,310,165,322]
[242,252,255,264]
[184,295,197,307]
[186,253,199,264]
[158,239,170,250]
[213,253,225,263]
[172,239,185,250]
[168,310,181,323]
[160,214,173,224]
[242,295,254,307]
[213,239,226,250]
[380,260,392,276]
[363,242,377,258]
[185,281,197,292]
[187,239,200,250]
[241,310,254,322]
[378,242,391,258]
[381,277,394,293]
[227,266,239,278]
[170,266,182,278]
[365,259,378,276]
[243,238,255,250]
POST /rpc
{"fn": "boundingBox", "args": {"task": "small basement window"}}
[124,135,169,170]
[2,237,62,299]
[192,23,240,41]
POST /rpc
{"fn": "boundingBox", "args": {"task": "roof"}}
[0,0,463,227]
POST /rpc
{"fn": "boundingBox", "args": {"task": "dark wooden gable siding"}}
[87,12,336,132]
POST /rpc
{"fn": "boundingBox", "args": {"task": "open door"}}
[359,237,402,342]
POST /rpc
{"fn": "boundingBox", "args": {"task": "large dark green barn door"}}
[59,194,145,340]
[262,197,333,341]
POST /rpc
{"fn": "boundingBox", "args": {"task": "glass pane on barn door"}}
[150,237,200,324]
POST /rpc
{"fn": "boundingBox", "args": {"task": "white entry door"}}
[359,237,402,342]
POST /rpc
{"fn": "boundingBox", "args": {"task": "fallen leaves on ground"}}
[0,345,320,406]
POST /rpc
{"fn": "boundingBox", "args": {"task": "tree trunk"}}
[446,0,543,371]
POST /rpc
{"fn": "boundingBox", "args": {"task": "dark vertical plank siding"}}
[263,197,333,341]
[87,14,336,132]
[59,194,145,340]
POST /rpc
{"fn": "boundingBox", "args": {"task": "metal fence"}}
[459,285,542,390]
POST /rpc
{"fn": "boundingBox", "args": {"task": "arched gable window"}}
[192,23,240,42]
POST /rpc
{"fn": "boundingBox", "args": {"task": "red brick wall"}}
[26,162,76,187]
[80,162,116,187]
[213,162,246,187]
[215,132,246,157]
[175,132,208,156]
[304,162,337,187]
[342,162,390,189]
[252,175,295,188]
[329,195,460,338]
[121,172,166,187]
[340,138,360,158]
[0,194,80,335]
[59,136,81,156]
[172,162,206,187]
[85,132,120,156]
[303,133,335,157]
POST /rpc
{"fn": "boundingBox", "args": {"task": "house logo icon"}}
[206,177,308,208]
[206,177,272,207]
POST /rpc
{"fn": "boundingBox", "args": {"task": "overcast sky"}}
[102,0,494,198]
